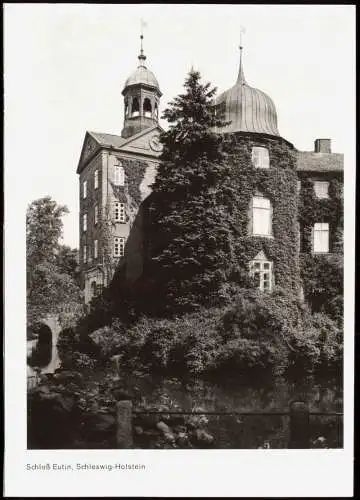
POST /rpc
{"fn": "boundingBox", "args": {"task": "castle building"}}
[77,35,343,305]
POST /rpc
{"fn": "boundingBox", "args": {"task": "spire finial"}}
[236,25,247,85]
[138,18,147,67]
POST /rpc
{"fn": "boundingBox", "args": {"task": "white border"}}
[4,4,355,497]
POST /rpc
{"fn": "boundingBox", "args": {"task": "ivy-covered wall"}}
[223,132,300,292]
[297,172,343,317]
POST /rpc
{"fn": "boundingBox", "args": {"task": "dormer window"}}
[249,251,273,292]
[252,147,270,169]
[131,97,140,117]
[143,98,152,118]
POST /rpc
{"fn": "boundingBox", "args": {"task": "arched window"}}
[131,97,140,117]
[143,98,152,118]
[252,195,272,236]
[124,99,129,117]
[154,103,158,119]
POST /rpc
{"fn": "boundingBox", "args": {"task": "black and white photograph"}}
[4,3,355,497]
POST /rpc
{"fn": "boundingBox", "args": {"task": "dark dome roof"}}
[123,53,160,92]
[214,50,280,136]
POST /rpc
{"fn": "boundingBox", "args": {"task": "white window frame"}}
[252,146,270,169]
[83,213,87,232]
[114,237,125,257]
[114,202,126,223]
[114,164,125,186]
[94,170,99,190]
[313,180,329,199]
[313,222,330,254]
[252,196,272,237]
[83,245,87,263]
[83,180,87,199]
[94,239,98,259]
[249,259,273,292]
[94,205,98,225]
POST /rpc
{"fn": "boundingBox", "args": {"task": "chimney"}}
[314,138,331,153]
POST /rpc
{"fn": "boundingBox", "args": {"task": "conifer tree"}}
[146,69,236,313]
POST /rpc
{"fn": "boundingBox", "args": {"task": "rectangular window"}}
[252,196,271,236]
[297,180,301,194]
[114,164,125,186]
[83,245,87,263]
[249,260,273,291]
[94,239,98,259]
[83,180,87,199]
[314,181,329,199]
[114,202,126,223]
[94,169,99,189]
[313,222,329,253]
[114,237,125,257]
[83,213,87,232]
[252,147,270,169]
[94,205,98,225]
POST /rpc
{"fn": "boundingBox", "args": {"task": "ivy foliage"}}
[221,133,299,292]
[298,176,343,322]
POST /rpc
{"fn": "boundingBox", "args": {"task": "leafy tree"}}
[146,69,236,313]
[56,245,80,284]
[27,197,83,326]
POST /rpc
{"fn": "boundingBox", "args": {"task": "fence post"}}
[289,400,310,448]
[116,400,133,448]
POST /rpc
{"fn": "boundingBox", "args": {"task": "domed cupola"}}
[214,43,280,137]
[121,33,162,139]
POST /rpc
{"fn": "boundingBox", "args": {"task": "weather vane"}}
[239,25,246,49]
[140,18,148,55]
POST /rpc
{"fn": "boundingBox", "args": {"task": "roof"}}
[296,151,344,172]
[124,65,160,91]
[88,131,127,149]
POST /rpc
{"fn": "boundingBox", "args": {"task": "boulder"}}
[156,421,172,434]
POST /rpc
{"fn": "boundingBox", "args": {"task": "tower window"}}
[114,202,126,223]
[94,170,99,189]
[114,237,125,257]
[83,180,87,199]
[314,181,329,199]
[252,195,272,236]
[143,98,152,118]
[83,245,87,263]
[94,239,98,259]
[114,164,125,186]
[313,222,329,253]
[252,147,270,169]
[125,99,129,117]
[249,254,273,292]
[94,205,98,225]
[155,103,158,119]
[131,97,140,117]
[83,213,87,232]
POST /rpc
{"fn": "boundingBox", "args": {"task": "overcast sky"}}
[5,4,355,248]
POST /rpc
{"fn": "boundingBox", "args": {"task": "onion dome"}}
[123,41,160,94]
[214,44,279,136]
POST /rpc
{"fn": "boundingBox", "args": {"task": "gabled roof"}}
[296,151,344,172]
[88,131,127,149]
[77,125,165,174]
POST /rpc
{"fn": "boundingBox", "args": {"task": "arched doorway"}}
[27,323,53,369]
